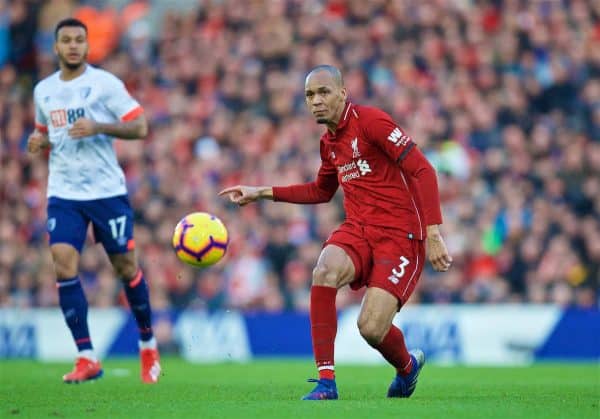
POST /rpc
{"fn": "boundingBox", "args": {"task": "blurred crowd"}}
[1,0,599,318]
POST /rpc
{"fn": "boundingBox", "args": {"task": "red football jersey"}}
[273,102,442,240]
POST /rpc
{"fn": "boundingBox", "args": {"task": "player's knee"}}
[50,246,78,279]
[312,265,341,287]
[357,315,386,346]
[53,261,77,279]
[114,260,138,282]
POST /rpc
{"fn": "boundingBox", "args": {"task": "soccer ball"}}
[172,212,229,267]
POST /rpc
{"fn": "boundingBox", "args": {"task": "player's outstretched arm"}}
[426,225,452,272]
[27,130,50,153]
[218,185,274,206]
[68,115,148,140]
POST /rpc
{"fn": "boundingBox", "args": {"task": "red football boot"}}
[140,348,161,384]
[63,357,103,384]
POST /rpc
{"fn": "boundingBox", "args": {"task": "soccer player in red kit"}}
[219,65,452,400]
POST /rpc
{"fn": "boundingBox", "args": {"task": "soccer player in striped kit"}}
[27,18,160,384]
[220,65,452,400]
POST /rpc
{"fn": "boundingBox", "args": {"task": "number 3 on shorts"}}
[388,256,410,284]
[108,215,127,239]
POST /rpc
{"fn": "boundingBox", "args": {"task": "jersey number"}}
[388,256,410,285]
[108,216,127,239]
[67,108,85,124]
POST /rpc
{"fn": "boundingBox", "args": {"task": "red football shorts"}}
[324,221,426,306]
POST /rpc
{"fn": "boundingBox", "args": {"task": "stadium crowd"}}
[1,0,599,332]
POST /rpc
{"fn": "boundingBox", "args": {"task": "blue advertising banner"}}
[1,306,598,365]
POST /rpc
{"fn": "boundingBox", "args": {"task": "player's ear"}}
[340,87,347,101]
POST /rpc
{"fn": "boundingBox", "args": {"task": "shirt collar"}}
[325,102,353,139]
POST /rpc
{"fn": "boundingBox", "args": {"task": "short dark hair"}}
[54,18,87,40]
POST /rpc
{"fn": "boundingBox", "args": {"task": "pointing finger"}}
[218,187,239,196]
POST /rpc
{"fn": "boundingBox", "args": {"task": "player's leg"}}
[359,235,427,398]
[357,287,424,397]
[311,245,355,376]
[357,287,407,368]
[302,243,362,400]
[109,251,160,383]
[47,198,102,383]
[91,195,160,383]
[108,251,154,344]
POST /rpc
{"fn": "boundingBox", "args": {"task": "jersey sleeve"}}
[101,73,144,121]
[317,140,338,180]
[33,86,48,133]
[361,107,415,164]
[402,147,443,225]
[362,106,443,226]
[273,142,339,204]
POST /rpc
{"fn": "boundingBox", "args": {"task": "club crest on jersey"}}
[351,137,361,158]
[47,218,56,232]
[80,87,91,99]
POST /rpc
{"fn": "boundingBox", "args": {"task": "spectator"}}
[1,0,598,312]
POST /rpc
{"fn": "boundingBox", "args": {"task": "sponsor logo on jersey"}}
[336,138,372,183]
[337,161,357,174]
[337,159,372,182]
[357,159,371,176]
[387,127,411,147]
[50,110,67,128]
[50,108,85,128]
[341,171,360,182]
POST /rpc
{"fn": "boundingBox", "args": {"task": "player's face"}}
[54,26,88,70]
[305,71,347,125]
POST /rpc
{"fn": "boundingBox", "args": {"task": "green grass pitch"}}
[1,359,598,418]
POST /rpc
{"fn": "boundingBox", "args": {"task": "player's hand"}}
[426,229,453,272]
[68,118,98,138]
[27,131,50,153]
[218,185,265,206]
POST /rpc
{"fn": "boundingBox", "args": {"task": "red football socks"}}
[310,285,338,380]
[375,325,413,376]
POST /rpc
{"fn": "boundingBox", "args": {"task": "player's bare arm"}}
[27,130,50,153]
[426,224,452,272]
[218,185,273,206]
[68,114,148,139]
